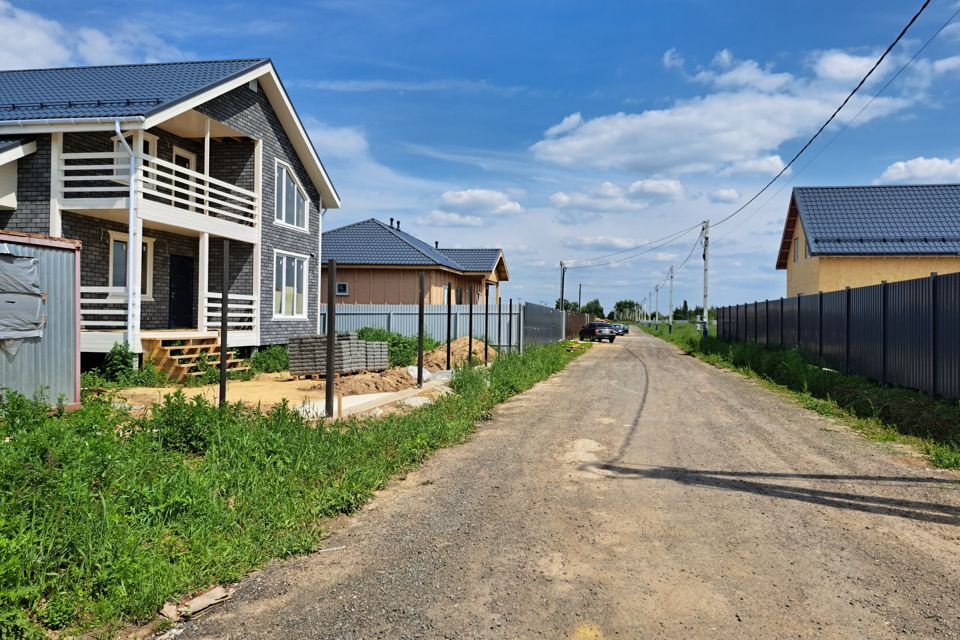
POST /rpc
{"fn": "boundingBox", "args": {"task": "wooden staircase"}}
[143,335,250,383]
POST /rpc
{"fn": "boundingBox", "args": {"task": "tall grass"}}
[356,327,441,367]
[641,323,960,469]
[0,342,582,637]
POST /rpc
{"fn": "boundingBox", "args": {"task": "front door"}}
[168,254,195,329]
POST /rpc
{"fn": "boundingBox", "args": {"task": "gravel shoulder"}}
[177,333,960,639]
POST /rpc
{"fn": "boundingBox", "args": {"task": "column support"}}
[49,132,63,236]
[198,232,210,330]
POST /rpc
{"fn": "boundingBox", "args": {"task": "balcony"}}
[57,150,258,243]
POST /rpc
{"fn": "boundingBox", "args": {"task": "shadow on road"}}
[583,463,960,526]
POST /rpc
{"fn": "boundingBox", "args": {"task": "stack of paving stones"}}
[288,333,388,376]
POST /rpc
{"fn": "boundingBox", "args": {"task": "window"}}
[793,238,799,263]
[113,132,158,177]
[274,161,308,230]
[805,238,811,259]
[455,288,463,304]
[336,282,349,296]
[273,252,307,318]
[107,231,154,300]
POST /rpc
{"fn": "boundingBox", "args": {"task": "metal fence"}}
[717,272,960,399]
[320,303,522,351]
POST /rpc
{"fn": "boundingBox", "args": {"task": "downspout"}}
[114,120,139,348]
[317,207,327,335]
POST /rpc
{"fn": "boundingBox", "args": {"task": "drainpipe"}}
[317,207,327,335]
[114,120,139,349]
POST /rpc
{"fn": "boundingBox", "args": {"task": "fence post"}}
[930,272,938,395]
[754,301,758,343]
[446,282,452,370]
[508,298,513,353]
[817,291,823,363]
[386,311,393,333]
[417,272,425,387]
[219,239,230,407]
[497,296,502,352]
[796,293,801,348]
[765,299,769,346]
[844,286,851,373]
[325,259,337,418]
[519,303,525,353]
[735,303,739,341]
[780,297,784,346]
[484,283,490,364]
[468,286,474,366]
[880,280,887,385]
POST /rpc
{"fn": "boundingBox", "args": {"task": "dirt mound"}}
[423,336,497,370]
[306,367,417,395]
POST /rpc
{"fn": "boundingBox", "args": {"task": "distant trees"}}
[612,300,640,320]
[581,299,604,318]
[554,298,579,312]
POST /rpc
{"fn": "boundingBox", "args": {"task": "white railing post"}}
[198,232,209,330]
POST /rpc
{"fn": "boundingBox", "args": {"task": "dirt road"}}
[178,333,960,639]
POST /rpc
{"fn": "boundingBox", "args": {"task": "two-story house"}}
[0,59,340,363]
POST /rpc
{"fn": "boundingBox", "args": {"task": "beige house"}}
[777,185,960,296]
[320,218,508,304]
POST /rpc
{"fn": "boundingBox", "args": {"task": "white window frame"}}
[336,281,349,296]
[107,230,155,301]
[273,159,310,233]
[272,249,310,321]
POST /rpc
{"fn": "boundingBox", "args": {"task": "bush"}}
[0,342,585,637]
[356,327,441,367]
[250,345,288,373]
[95,342,168,388]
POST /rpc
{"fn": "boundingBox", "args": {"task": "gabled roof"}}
[321,219,508,279]
[0,59,340,208]
[0,60,268,122]
[776,184,960,269]
[321,218,463,269]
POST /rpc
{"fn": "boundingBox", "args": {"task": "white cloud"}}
[298,78,525,95]
[562,236,647,251]
[628,178,684,199]
[545,112,583,137]
[550,189,647,213]
[531,48,914,177]
[878,156,960,183]
[416,210,483,227]
[440,188,524,215]
[943,22,960,41]
[0,1,188,70]
[810,50,877,82]
[708,188,741,203]
[662,48,684,71]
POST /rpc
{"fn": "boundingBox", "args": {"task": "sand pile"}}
[423,336,498,370]
[307,367,417,395]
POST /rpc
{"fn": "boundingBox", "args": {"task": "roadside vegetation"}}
[0,341,584,637]
[357,327,441,367]
[640,322,960,469]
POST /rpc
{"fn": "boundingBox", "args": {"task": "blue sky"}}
[4,0,960,312]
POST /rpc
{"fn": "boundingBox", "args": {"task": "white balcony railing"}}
[204,292,257,332]
[79,286,127,330]
[59,151,258,227]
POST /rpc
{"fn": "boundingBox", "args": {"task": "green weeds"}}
[356,327,441,367]
[249,345,289,374]
[642,323,960,469]
[0,341,582,637]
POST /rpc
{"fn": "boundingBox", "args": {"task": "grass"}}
[639,322,960,469]
[0,341,584,638]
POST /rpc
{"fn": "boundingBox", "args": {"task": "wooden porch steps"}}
[143,335,248,383]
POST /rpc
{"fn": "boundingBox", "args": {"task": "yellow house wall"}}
[817,256,960,293]
[785,221,820,296]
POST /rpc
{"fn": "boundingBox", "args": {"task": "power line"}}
[563,221,702,267]
[715,2,960,243]
[711,0,932,229]
[566,224,700,270]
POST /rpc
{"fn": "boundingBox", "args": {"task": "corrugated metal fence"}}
[717,272,960,399]
[320,303,522,350]
[318,301,581,352]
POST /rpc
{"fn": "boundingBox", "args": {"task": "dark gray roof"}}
[793,185,960,257]
[321,219,507,275]
[437,248,503,273]
[0,59,268,123]
[321,219,463,269]
[0,137,26,154]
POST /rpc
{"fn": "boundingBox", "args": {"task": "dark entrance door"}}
[168,254,195,329]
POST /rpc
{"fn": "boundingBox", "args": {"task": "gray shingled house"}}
[777,185,960,296]
[320,218,509,305]
[0,59,340,367]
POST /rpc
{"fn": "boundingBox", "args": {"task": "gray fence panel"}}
[798,294,820,360]
[319,304,521,351]
[936,272,960,398]
[820,290,846,370]
[885,279,932,393]
[782,296,798,346]
[847,284,883,382]
[769,299,783,346]
[521,302,564,347]
[757,301,767,345]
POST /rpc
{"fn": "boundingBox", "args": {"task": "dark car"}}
[579,322,616,343]
[610,323,629,335]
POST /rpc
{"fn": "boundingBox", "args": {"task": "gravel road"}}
[178,332,960,639]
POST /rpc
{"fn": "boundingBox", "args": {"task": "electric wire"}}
[563,221,702,267]
[565,224,701,270]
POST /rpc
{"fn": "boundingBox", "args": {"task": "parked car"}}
[579,322,616,343]
[610,324,629,335]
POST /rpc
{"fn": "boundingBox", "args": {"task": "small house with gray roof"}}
[0,59,340,363]
[320,218,509,305]
[777,184,960,296]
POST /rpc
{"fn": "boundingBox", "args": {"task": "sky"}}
[3,0,960,312]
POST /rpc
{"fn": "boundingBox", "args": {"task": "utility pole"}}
[559,261,567,340]
[702,219,710,336]
[577,283,582,311]
[668,266,674,334]
[655,284,660,331]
